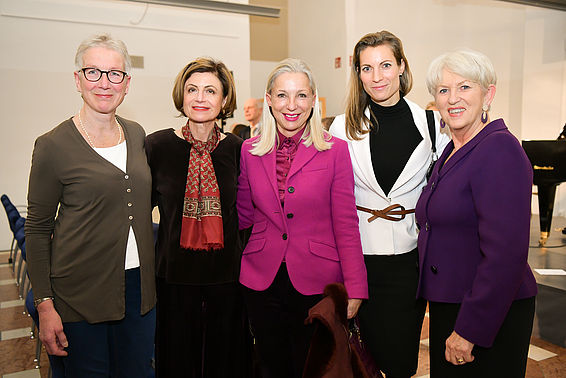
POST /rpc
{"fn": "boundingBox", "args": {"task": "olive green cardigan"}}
[25,116,156,323]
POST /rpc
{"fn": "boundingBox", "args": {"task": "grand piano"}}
[522,138,566,245]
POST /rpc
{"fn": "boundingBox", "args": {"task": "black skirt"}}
[154,278,251,377]
[428,296,535,378]
[357,249,427,377]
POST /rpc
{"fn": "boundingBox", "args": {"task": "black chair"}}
[14,228,27,297]
[1,194,26,265]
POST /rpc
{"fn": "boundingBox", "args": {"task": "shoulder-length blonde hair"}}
[250,58,332,156]
[344,30,413,140]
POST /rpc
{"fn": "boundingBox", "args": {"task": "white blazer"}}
[330,98,450,255]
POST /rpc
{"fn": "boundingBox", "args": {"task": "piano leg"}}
[538,183,558,246]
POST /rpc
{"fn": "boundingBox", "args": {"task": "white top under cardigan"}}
[329,98,451,255]
[94,141,141,269]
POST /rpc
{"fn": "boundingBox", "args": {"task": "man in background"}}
[236,98,262,139]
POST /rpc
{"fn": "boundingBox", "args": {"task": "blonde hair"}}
[75,34,132,73]
[344,30,412,140]
[426,49,497,95]
[250,58,332,156]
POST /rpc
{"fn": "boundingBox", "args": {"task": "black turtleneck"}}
[369,98,422,195]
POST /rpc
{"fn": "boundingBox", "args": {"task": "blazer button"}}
[430,265,438,274]
[287,213,294,219]
[282,233,288,240]
[287,186,295,193]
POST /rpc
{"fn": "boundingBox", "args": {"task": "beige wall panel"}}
[250,0,288,61]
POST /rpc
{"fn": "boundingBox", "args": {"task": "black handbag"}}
[425,109,438,181]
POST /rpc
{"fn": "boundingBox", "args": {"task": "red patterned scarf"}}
[180,123,224,250]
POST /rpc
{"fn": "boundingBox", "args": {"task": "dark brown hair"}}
[172,57,236,119]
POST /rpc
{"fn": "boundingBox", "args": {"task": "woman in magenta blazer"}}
[237,58,368,378]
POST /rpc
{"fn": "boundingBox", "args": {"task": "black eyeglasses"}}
[79,67,128,84]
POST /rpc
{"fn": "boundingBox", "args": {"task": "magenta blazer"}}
[237,135,368,299]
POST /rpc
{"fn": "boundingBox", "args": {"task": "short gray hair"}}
[426,49,497,96]
[75,34,132,73]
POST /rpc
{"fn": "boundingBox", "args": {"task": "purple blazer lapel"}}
[440,119,507,177]
[287,141,318,179]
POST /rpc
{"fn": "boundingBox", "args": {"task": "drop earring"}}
[481,104,489,124]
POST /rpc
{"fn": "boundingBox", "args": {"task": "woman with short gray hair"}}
[416,49,537,377]
[25,34,155,377]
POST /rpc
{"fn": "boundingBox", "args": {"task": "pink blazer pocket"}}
[308,240,339,261]
[243,238,266,255]
[251,220,267,234]
[302,162,328,172]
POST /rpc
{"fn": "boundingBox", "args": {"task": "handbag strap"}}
[425,109,436,156]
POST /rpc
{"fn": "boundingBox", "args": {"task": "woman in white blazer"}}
[330,30,450,378]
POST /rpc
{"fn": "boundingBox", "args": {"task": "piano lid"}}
[522,140,566,183]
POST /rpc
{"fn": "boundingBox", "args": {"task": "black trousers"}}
[358,250,426,378]
[428,296,535,378]
[243,263,322,378]
[155,278,250,378]
[62,268,155,377]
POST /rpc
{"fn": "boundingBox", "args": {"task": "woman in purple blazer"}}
[415,50,537,377]
[237,58,368,378]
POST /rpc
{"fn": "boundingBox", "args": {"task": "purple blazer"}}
[415,119,537,348]
[237,135,368,299]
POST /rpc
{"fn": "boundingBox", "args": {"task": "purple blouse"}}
[276,129,303,204]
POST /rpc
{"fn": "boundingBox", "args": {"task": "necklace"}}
[78,112,122,148]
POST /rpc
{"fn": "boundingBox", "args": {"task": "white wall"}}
[0,0,251,248]
[250,59,276,98]
[287,0,348,117]
[289,0,535,135]
[287,0,566,216]
[522,8,566,140]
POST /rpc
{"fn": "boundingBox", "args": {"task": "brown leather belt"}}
[356,204,415,222]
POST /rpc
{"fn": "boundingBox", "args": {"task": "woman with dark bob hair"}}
[146,57,249,377]
[330,30,450,378]
[416,49,537,377]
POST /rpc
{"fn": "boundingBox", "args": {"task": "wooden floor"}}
[1,223,566,378]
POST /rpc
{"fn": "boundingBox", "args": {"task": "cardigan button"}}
[124,174,129,179]
[127,203,133,207]
[282,233,288,240]
[128,215,133,220]
[287,213,294,219]
[126,188,131,193]
[287,186,295,193]
[430,265,438,274]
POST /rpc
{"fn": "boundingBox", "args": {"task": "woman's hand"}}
[445,331,474,365]
[37,300,68,356]
[347,298,362,319]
